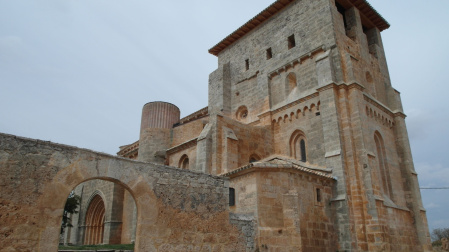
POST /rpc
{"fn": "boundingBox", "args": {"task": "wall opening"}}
[236,105,249,122]
[335,2,348,31]
[179,154,190,169]
[316,188,321,202]
[60,179,137,250]
[288,35,296,49]
[300,139,306,162]
[266,47,272,59]
[245,59,249,71]
[229,188,235,206]
[363,26,380,56]
[335,1,356,40]
[289,130,307,162]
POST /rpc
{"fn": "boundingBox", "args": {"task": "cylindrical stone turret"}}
[140,102,180,133]
[138,102,180,164]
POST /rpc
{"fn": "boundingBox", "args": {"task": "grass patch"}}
[59,243,134,250]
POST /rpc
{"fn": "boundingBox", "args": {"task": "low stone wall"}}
[0,133,251,252]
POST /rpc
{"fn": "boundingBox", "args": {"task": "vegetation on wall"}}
[61,191,81,234]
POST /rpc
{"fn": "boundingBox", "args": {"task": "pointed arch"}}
[374,131,393,200]
[84,194,105,245]
[289,130,307,162]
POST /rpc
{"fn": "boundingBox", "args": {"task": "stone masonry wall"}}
[209,0,336,123]
[229,168,336,251]
[171,119,207,147]
[167,144,197,170]
[216,115,273,174]
[0,133,251,252]
[256,170,336,252]
[229,173,258,216]
[271,95,326,167]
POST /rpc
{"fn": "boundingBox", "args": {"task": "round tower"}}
[138,102,180,163]
[140,101,180,133]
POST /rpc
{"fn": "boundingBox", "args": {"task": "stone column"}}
[103,183,124,244]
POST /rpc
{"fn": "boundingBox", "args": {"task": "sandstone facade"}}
[0,0,432,251]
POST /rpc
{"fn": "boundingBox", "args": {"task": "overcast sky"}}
[1,0,448,234]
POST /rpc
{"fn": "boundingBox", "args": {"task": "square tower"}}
[205,0,431,251]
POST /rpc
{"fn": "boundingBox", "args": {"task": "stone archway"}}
[0,133,251,252]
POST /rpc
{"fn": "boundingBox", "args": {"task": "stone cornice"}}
[316,83,338,92]
[166,138,198,155]
[258,92,320,120]
[178,107,209,126]
[393,111,406,119]
[363,93,396,117]
[268,45,326,79]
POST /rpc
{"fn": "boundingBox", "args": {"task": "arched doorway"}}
[84,194,105,245]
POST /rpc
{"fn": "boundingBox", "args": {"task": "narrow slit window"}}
[288,35,296,49]
[229,188,235,206]
[316,188,321,202]
[245,59,249,71]
[266,47,272,59]
[300,139,306,162]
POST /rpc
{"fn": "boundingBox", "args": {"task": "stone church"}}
[0,0,432,251]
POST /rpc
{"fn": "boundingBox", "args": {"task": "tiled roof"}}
[220,156,336,180]
[208,0,389,56]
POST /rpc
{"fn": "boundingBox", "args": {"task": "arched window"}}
[285,72,297,94]
[179,154,189,169]
[84,194,105,245]
[290,130,307,162]
[374,131,392,199]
